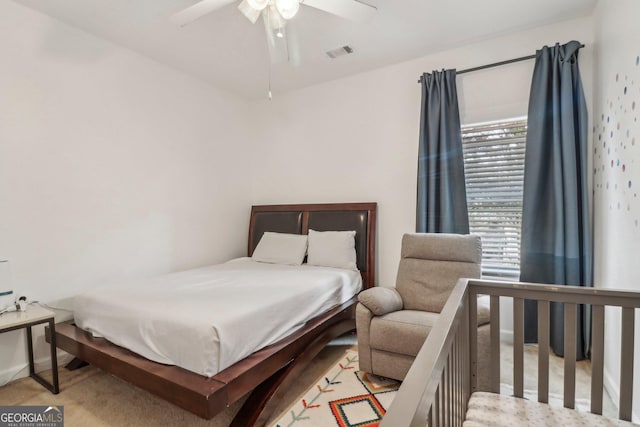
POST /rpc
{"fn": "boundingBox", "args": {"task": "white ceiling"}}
[14,0,597,99]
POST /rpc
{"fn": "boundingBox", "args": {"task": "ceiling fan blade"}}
[302,0,377,22]
[170,0,235,27]
[238,0,261,23]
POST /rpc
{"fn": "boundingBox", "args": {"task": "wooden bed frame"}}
[49,202,377,425]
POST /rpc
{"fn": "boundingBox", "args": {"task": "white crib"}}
[381,278,640,426]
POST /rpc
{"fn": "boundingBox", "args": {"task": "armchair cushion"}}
[370,310,440,356]
[396,234,481,312]
[358,287,403,316]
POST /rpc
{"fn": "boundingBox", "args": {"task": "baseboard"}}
[0,351,74,387]
[603,368,620,416]
[605,368,640,423]
[500,329,513,344]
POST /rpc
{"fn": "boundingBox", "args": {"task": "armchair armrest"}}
[358,287,403,316]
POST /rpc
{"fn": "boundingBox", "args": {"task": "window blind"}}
[461,118,527,278]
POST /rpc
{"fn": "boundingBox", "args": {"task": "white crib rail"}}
[381,278,640,426]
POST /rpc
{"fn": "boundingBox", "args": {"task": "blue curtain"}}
[520,41,592,359]
[416,69,469,234]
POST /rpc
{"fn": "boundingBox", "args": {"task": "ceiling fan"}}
[170,0,377,63]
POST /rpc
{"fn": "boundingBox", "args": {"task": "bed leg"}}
[65,357,89,371]
[230,319,355,427]
[230,364,291,427]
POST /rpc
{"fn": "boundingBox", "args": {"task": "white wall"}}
[0,1,251,384]
[592,0,640,421]
[248,17,594,296]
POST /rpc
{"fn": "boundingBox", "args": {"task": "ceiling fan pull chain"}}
[268,60,273,100]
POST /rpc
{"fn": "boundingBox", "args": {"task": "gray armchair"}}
[356,233,490,387]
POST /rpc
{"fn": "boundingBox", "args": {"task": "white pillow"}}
[252,232,308,266]
[307,229,358,270]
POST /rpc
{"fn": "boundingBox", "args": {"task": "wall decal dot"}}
[623,164,626,171]
[611,159,614,167]
[617,159,620,166]
[607,116,610,122]
[629,181,633,188]
[617,123,620,130]
[616,73,619,81]
[636,219,639,227]
[637,55,639,65]
[624,86,628,94]
[633,101,636,109]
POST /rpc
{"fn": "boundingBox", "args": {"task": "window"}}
[461,118,527,278]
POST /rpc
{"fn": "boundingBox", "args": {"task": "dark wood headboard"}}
[248,203,377,289]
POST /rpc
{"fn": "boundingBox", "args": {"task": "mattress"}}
[464,392,637,427]
[74,257,362,377]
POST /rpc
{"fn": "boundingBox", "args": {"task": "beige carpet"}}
[0,344,352,427]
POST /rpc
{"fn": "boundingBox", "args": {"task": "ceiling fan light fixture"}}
[275,0,300,20]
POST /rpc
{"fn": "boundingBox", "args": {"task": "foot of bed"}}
[230,319,356,427]
[65,358,89,370]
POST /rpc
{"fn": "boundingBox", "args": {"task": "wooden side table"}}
[0,305,59,393]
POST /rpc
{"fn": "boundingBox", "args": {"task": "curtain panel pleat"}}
[416,69,469,234]
[520,40,593,359]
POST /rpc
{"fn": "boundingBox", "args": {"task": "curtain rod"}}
[417,44,585,83]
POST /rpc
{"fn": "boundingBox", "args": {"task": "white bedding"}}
[74,257,362,377]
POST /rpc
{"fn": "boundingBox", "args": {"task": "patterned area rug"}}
[270,350,400,427]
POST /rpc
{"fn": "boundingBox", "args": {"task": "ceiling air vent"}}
[326,45,354,59]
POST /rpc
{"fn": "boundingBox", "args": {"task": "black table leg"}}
[26,325,35,376]
[27,322,60,394]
